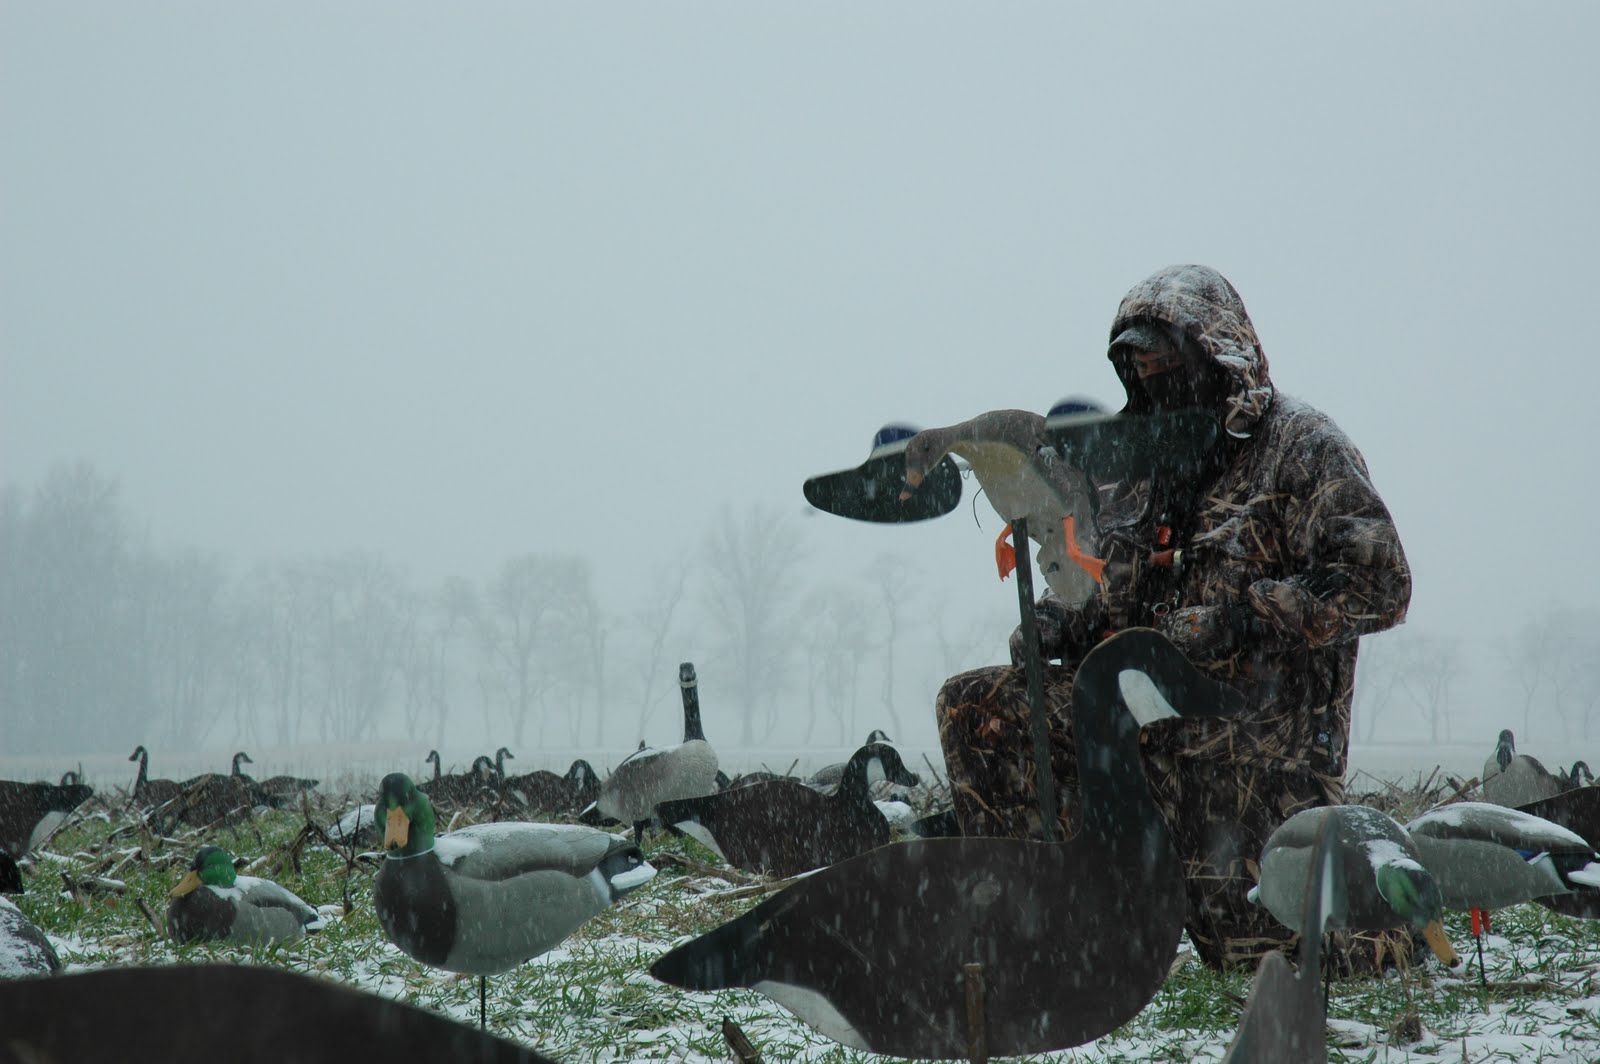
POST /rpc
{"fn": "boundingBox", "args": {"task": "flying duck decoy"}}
[0,964,560,1061]
[1482,729,1565,808]
[658,741,922,878]
[594,662,719,839]
[167,845,325,945]
[0,895,61,978]
[802,422,965,524]
[651,627,1246,1058]
[0,778,94,862]
[900,407,1105,607]
[128,745,183,808]
[1405,800,1600,980]
[1251,805,1461,970]
[374,772,656,1029]
[1221,808,1342,1064]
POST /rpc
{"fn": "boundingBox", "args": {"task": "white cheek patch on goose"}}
[1117,669,1179,726]
[866,757,886,785]
[28,812,68,852]
[673,820,726,861]
[609,859,657,892]
[753,981,867,1051]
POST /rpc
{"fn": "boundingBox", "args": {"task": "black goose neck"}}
[1070,655,1159,842]
[680,684,705,742]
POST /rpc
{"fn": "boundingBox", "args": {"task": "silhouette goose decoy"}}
[594,662,719,839]
[1404,800,1600,980]
[422,755,500,809]
[650,628,1245,1057]
[1251,805,1461,970]
[0,779,94,862]
[805,731,904,790]
[900,406,1105,607]
[1564,760,1594,790]
[374,772,656,1028]
[157,771,275,830]
[0,895,61,978]
[167,845,325,945]
[1221,807,1343,1064]
[658,742,921,878]
[128,745,182,808]
[504,759,600,815]
[0,964,560,1061]
[0,852,21,893]
[1482,729,1565,808]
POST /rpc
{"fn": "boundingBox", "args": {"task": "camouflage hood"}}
[1107,264,1274,438]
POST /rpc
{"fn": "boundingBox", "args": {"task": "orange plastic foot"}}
[1062,516,1107,584]
[995,524,1016,581]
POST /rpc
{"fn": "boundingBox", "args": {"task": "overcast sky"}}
[4,4,1596,682]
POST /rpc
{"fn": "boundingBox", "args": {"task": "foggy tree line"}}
[0,464,1007,756]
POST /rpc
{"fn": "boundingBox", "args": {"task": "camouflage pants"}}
[937,663,1396,974]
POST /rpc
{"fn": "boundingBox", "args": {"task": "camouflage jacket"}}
[1043,265,1410,781]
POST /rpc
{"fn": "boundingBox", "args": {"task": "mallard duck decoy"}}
[595,662,719,838]
[1251,804,1460,969]
[0,964,559,1061]
[1405,800,1600,981]
[1482,729,1564,808]
[0,895,61,977]
[0,779,94,861]
[651,628,1245,1057]
[658,742,921,878]
[128,745,182,808]
[901,407,1104,606]
[167,845,325,945]
[1221,808,1342,1064]
[374,772,655,1028]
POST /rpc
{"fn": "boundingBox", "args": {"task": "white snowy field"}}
[7,791,1600,1063]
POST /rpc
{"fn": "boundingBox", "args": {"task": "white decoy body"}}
[1482,729,1565,808]
[901,407,1103,606]
[0,896,61,977]
[1404,801,1600,910]
[597,663,719,829]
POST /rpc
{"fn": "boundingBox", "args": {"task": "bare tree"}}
[628,561,692,741]
[871,552,917,741]
[798,584,877,745]
[1395,632,1462,745]
[476,554,592,749]
[1352,627,1409,744]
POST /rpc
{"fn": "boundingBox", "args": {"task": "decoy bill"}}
[650,628,1246,1058]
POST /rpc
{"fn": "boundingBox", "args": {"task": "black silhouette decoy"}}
[0,779,94,860]
[128,745,183,808]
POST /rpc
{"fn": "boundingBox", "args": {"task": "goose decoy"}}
[229,751,256,781]
[1405,800,1600,980]
[128,745,182,808]
[0,852,21,893]
[1251,805,1460,970]
[0,964,559,1061]
[422,756,499,809]
[156,772,275,830]
[1511,786,1600,920]
[0,779,94,861]
[1482,729,1565,808]
[900,407,1104,606]
[0,895,61,978]
[595,662,719,838]
[374,772,656,1029]
[805,731,902,790]
[423,749,444,783]
[167,845,325,945]
[1221,809,1342,1064]
[258,772,320,805]
[503,759,597,815]
[1564,760,1594,790]
[651,628,1246,1057]
[658,742,922,878]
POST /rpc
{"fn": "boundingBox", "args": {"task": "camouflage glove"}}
[1009,599,1071,667]
[1158,602,1262,662]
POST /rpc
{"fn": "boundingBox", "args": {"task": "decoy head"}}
[170,846,237,899]
[1372,859,1459,968]
[232,752,253,774]
[1572,761,1594,786]
[865,729,893,744]
[59,771,80,787]
[377,773,436,858]
[1495,729,1516,772]
[494,747,514,775]
[1081,628,1248,726]
[128,746,147,762]
[899,429,951,499]
[470,755,496,779]
[566,760,596,786]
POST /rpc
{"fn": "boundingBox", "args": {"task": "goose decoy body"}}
[0,964,559,1061]
[658,742,921,878]
[0,852,21,893]
[157,772,275,830]
[0,779,94,860]
[1252,805,1460,969]
[651,628,1246,1057]
[374,772,656,1027]
[128,745,182,808]
[422,756,500,808]
[503,759,598,814]
[1482,729,1565,808]
[258,773,320,805]
[901,407,1104,606]
[167,845,325,945]
[1221,808,1342,1064]
[596,662,719,836]
[0,895,61,977]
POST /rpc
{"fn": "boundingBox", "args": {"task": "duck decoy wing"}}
[650,836,1184,1058]
[234,876,324,928]
[435,823,621,882]
[802,423,963,524]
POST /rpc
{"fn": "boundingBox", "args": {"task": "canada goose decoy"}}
[156,772,275,831]
[504,759,602,815]
[1482,729,1565,808]
[422,756,500,809]
[1564,760,1594,790]
[374,772,656,1029]
[0,895,61,978]
[1406,800,1600,981]
[258,772,321,805]
[0,779,94,861]
[423,749,443,783]
[1251,805,1461,970]
[1512,786,1600,920]
[651,628,1246,1057]
[806,731,902,790]
[595,662,719,839]
[167,845,325,945]
[900,407,1104,607]
[0,852,21,893]
[230,751,255,781]
[128,745,182,808]
[0,964,560,1061]
[658,742,922,878]
[1221,809,1342,1064]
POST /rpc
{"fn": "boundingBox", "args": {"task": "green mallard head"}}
[378,772,436,858]
[169,846,237,899]
[1374,859,1460,967]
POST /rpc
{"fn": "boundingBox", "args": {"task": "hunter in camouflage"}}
[937,264,1412,972]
